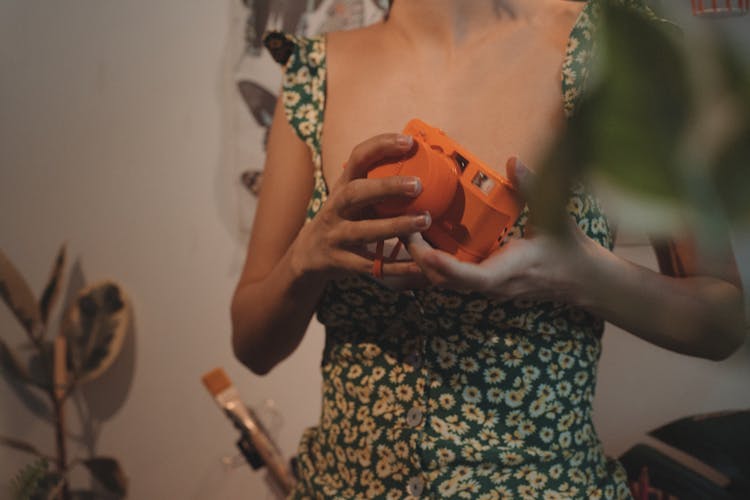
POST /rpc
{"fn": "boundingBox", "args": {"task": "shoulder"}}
[262,25,388,81]
[262,31,326,71]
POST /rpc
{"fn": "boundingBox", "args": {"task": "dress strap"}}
[262,30,329,220]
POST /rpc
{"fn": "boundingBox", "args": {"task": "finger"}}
[384,273,432,290]
[337,213,431,246]
[382,260,423,276]
[402,233,471,288]
[333,176,422,215]
[506,156,536,198]
[420,251,493,291]
[333,250,422,277]
[401,232,434,262]
[340,133,415,182]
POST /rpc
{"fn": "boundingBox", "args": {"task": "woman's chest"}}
[321,25,575,186]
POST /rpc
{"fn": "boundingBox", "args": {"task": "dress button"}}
[406,475,424,497]
[405,351,422,368]
[406,407,423,428]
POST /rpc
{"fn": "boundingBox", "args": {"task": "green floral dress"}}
[262,1,657,498]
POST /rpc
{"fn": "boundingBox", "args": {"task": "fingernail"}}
[405,177,422,196]
[415,211,431,229]
[396,134,413,147]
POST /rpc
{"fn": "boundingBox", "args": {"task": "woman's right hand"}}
[289,132,432,281]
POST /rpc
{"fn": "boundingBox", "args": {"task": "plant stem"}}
[51,335,72,500]
[52,394,70,500]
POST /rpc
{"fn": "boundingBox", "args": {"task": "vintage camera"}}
[367,119,524,263]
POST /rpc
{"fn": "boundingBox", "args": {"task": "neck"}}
[386,1,543,48]
[385,1,584,53]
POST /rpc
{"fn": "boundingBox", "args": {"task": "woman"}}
[231,0,746,497]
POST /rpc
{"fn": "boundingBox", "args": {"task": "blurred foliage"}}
[83,458,128,496]
[536,1,750,239]
[9,458,56,500]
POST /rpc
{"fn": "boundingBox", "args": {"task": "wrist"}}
[288,225,328,284]
[567,234,613,310]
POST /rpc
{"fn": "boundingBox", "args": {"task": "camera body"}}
[367,119,524,263]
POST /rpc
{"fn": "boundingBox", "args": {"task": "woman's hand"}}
[404,226,595,303]
[289,133,432,281]
[403,158,596,304]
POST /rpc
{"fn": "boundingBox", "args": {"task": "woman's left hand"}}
[403,159,599,304]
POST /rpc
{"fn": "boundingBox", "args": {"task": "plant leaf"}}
[0,435,42,457]
[69,491,97,500]
[587,2,690,199]
[10,458,50,500]
[83,457,127,495]
[0,338,32,382]
[712,39,750,223]
[67,283,125,382]
[39,244,66,326]
[82,317,116,374]
[0,249,42,336]
[534,2,691,234]
[28,341,54,391]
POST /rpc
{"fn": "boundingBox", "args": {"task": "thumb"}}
[506,156,536,199]
[506,156,540,238]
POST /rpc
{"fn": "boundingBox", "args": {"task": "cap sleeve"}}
[262,31,327,163]
[262,30,328,221]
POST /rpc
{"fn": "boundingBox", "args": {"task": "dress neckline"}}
[315,2,593,201]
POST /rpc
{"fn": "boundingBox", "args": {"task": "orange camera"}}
[367,119,524,263]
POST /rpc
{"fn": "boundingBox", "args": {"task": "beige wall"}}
[1,1,748,498]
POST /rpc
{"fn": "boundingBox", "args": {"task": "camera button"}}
[405,351,422,369]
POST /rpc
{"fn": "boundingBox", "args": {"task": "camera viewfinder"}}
[454,153,469,172]
[471,171,496,195]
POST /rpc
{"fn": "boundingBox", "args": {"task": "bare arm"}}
[574,234,745,361]
[230,96,324,375]
[230,98,426,375]
[405,161,746,361]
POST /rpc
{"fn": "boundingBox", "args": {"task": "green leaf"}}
[39,244,66,326]
[27,341,54,391]
[714,122,750,223]
[534,2,693,234]
[0,249,42,336]
[711,40,750,223]
[9,458,50,500]
[0,338,32,382]
[83,457,127,495]
[585,1,691,201]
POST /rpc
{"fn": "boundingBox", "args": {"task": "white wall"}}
[1,1,748,498]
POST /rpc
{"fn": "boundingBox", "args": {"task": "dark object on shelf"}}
[619,409,750,500]
[620,444,735,499]
[649,409,750,495]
